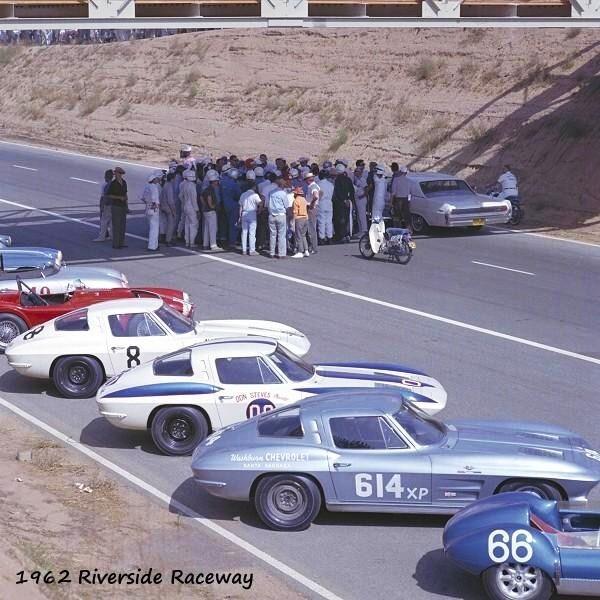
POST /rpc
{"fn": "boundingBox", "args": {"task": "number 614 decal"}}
[488,529,534,563]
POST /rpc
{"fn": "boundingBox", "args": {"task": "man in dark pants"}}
[332,163,354,242]
[107,166,129,249]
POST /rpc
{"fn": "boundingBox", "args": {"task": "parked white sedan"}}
[407,172,511,233]
[6,298,310,399]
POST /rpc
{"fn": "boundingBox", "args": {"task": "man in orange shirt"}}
[292,187,309,258]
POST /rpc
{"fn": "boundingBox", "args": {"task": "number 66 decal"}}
[488,529,534,563]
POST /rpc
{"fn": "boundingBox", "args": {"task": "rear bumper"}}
[445,214,510,227]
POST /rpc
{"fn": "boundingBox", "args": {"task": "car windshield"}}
[393,404,446,446]
[1,252,61,276]
[155,303,194,334]
[269,345,314,382]
[419,179,474,198]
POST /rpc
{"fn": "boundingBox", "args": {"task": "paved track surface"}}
[0,140,598,600]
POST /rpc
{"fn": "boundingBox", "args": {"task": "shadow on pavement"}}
[80,416,163,455]
[413,548,482,599]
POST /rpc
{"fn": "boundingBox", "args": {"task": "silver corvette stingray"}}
[191,389,600,531]
[0,247,127,293]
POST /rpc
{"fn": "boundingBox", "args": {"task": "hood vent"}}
[519,447,563,459]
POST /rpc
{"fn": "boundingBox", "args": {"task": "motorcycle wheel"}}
[358,233,375,259]
[509,205,523,226]
[394,242,412,265]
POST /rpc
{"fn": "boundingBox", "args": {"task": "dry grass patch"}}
[126,72,138,88]
[392,97,419,125]
[184,68,200,84]
[327,127,349,153]
[417,116,451,156]
[466,121,492,145]
[0,46,20,66]
[458,60,478,79]
[523,56,552,87]
[565,28,581,39]
[408,57,445,82]
[116,102,131,117]
[79,93,104,117]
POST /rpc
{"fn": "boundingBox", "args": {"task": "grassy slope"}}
[0,28,599,241]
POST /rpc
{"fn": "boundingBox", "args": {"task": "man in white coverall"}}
[317,168,334,243]
[160,172,177,246]
[180,169,199,248]
[371,164,387,222]
[141,171,162,251]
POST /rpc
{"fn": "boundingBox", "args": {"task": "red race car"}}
[0,279,193,350]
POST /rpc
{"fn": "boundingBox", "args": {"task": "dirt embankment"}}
[0,412,305,600]
[0,28,599,243]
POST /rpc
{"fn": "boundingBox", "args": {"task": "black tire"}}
[395,242,413,265]
[150,406,209,456]
[0,313,27,350]
[510,205,524,226]
[497,480,563,501]
[482,564,553,600]
[254,474,322,531]
[358,233,375,259]
[53,355,104,399]
[411,213,429,234]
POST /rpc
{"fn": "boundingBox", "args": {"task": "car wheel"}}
[482,564,553,600]
[53,355,104,399]
[150,406,208,456]
[498,480,562,501]
[411,213,429,234]
[255,474,321,531]
[0,313,27,350]
[358,233,375,259]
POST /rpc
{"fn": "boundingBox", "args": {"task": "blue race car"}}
[443,492,600,599]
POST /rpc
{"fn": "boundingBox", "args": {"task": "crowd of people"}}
[97,146,414,258]
[0,29,186,46]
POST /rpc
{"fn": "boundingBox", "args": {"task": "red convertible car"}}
[0,280,193,349]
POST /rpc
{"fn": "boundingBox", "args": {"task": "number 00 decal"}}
[488,529,534,564]
[126,346,141,368]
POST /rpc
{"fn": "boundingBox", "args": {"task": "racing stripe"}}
[103,382,222,398]
[315,369,433,388]
[316,362,427,376]
[294,386,437,403]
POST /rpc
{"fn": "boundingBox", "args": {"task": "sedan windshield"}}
[269,345,314,382]
[419,179,474,198]
[393,404,446,446]
[155,303,194,334]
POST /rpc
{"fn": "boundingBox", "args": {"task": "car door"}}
[210,355,303,427]
[324,410,432,506]
[104,311,181,375]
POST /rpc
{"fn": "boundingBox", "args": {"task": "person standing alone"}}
[107,166,128,249]
[93,169,113,242]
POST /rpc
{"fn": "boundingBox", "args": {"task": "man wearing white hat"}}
[180,144,197,171]
[372,164,387,223]
[303,171,321,254]
[141,171,163,251]
[179,169,200,248]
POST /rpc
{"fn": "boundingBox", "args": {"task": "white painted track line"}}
[70,176,99,185]
[471,260,535,276]
[1,195,598,367]
[12,164,37,171]
[0,395,344,600]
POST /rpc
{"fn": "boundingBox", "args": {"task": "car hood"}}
[449,421,579,459]
[61,265,128,287]
[194,320,310,356]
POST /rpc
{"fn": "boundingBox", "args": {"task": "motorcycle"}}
[485,186,524,226]
[359,218,415,264]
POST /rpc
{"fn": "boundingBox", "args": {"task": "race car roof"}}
[297,388,407,415]
[190,337,278,358]
[85,297,164,314]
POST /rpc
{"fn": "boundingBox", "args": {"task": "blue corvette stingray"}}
[443,492,600,599]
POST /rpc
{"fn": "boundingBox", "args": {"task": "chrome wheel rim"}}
[267,482,306,522]
[495,563,541,599]
[0,320,19,346]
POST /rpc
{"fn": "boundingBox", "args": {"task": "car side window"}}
[55,309,89,331]
[153,350,193,377]
[108,313,165,337]
[215,356,281,385]
[330,416,407,450]
[258,408,303,438]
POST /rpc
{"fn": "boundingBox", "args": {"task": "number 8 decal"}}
[126,346,141,368]
[488,529,533,563]
[24,325,44,340]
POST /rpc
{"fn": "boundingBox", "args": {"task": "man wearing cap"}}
[292,187,310,258]
[93,169,114,242]
[317,168,334,244]
[180,144,196,171]
[391,164,411,229]
[200,170,220,251]
[303,171,320,254]
[107,166,128,249]
[180,169,200,248]
[220,166,242,249]
[353,160,369,234]
[141,171,162,251]
[160,172,177,246]
[332,163,354,243]
[372,164,388,222]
